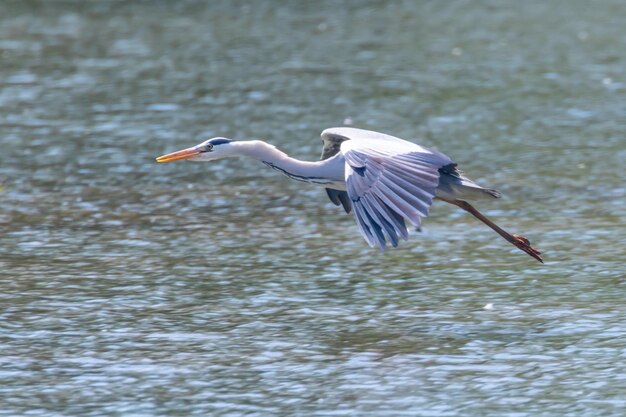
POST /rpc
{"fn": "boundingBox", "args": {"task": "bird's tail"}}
[437,164,501,201]
[481,188,502,199]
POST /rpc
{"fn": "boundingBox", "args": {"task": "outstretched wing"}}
[320,131,352,213]
[329,127,453,250]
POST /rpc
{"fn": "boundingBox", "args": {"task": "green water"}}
[1,1,625,416]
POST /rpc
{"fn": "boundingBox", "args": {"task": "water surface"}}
[1,1,625,416]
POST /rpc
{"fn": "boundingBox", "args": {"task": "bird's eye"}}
[204,143,214,152]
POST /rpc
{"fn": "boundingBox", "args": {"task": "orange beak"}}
[155,147,200,163]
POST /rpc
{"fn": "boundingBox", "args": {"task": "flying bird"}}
[156,127,543,262]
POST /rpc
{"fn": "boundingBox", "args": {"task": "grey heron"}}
[156,127,543,262]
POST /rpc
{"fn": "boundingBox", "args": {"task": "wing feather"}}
[375,182,422,227]
[360,197,399,247]
[379,174,432,215]
[320,131,352,213]
[353,200,385,248]
[335,128,453,250]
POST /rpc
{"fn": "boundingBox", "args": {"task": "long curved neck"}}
[232,140,343,186]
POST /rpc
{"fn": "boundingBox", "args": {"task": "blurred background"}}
[1,1,625,416]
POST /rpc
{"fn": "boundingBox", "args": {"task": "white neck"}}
[232,140,344,187]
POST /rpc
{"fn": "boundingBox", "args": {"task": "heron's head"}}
[156,137,235,163]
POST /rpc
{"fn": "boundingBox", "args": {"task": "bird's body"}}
[157,127,543,262]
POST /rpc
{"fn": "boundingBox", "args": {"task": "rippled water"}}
[1,1,625,416]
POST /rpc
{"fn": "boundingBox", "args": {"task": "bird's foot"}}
[512,234,543,263]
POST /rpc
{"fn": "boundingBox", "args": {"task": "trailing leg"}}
[447,199,543,263]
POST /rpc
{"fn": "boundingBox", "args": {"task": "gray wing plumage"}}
[320,131,352,213]
[320,133,345,161]
[323,127,453,250]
